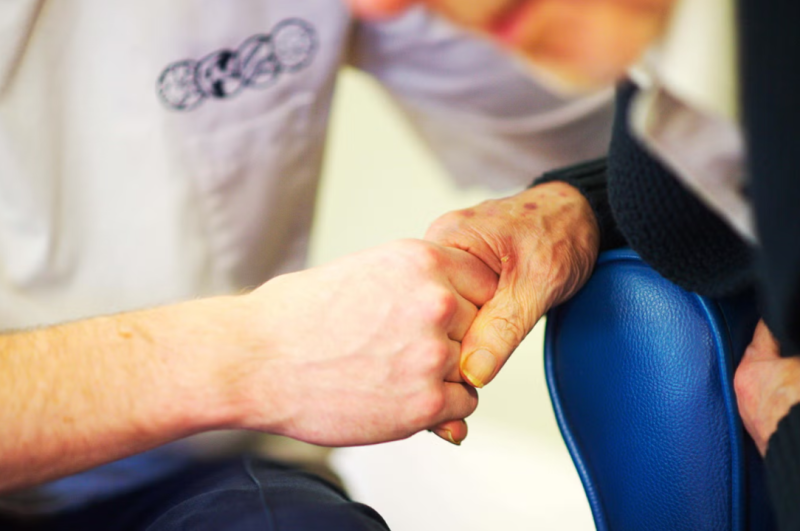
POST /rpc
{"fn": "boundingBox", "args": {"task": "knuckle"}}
[426,340,452,370]
[423,289,458,325]
[733,361,758,403]
[411,339,451,375]
[417,243,444,270]
[733,365,752,397]
[429,208,475,234]
[733,370,746,398]
[415,391,446,423]
[398,239,442,272]
[427,211,463,237]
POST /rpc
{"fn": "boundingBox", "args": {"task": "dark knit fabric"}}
[533,85,754,298]
[738,0,800,356]
[766,404,800,531]
[536,158,627,252]
[606,84,754,298]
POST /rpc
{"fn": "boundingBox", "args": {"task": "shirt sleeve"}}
[346,7,614,191]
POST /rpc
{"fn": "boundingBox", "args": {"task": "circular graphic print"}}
[273,19,318,72]
[157,60,205,111]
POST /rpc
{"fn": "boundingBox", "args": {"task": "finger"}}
[425,212,504,274]
[744,320,781,362]
[430,419,468,446]
[432,383,480,426]
[439,246,499,307]
[346,0,416,18]
[443,339,465,383]
[459,280,541,388]
[447,292,479,342]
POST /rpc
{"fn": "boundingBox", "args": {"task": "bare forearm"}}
[0,298,244,492]
[0,239,503,491]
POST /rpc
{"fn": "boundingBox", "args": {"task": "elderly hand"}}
[734,320,800,456]
[347,0,674,89]
[424,182,599,389]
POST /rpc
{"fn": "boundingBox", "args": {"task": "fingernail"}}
[432,428,461,446]
[462,349,497,388]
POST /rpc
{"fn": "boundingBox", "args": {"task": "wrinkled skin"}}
[426,182,599,389]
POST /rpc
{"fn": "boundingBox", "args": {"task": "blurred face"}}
[349,0,676,90]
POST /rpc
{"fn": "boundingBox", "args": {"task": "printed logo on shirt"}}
[157,18,318,112]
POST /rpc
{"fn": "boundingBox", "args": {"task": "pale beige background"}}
[307,68,594,531]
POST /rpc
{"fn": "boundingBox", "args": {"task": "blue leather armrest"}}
[545,249,775,531]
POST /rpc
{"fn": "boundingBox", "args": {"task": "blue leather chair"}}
[545,249,776,531]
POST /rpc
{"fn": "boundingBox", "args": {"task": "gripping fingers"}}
[430,346,476,445]
[435,382,479,426]
[440,247,499,308]
[447,292,479,343]
[443,339,466,383]
[431,419,469,446]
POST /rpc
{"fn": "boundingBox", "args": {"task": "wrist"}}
[531,180,601,237]
[129,296,267,437]
[188,283,302,437]
[524,182,601,302]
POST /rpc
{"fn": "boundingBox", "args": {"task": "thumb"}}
[459,277,542,388]
[346,0,417,18]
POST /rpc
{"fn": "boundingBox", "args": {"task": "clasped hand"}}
[232,239,493,446]
[221,183,599,447]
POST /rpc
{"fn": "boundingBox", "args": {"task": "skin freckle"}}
[461,209,476,218]
[523,202,538,210]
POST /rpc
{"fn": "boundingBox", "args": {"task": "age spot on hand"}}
[523,202,538,210]
[461,209,476,218]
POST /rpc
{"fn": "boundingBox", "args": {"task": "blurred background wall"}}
[306,67,594,531]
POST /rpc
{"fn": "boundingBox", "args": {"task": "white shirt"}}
[0,0,613,513]
[629,0,753,241]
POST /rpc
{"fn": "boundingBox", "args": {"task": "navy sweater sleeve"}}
[534,85,754,299]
